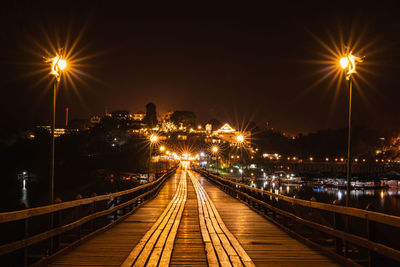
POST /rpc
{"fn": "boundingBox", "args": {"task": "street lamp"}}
[236,134,244,143]
[236,134,245,182]
[46,52,67,204]
[339,51,364,206]
[212,146,219,153]
[159,145,166,172]
[148,134,158,180]
[211,146,219,172]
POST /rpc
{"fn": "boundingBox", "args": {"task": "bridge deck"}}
[193,170,339,266]
[47,168,339,266]
[47,172,181,267]
[170,173,207,266]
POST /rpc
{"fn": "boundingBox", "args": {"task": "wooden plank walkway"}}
[47,168,340,267]
[189,170,340,267]
[46,171,181,267]
[121,172,187,266]
[170,172,207,266]
[189,171,255,267]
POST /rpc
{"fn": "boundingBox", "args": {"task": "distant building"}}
[90,115,101,124]
[160,111,174,121]
[205,124,212,133]
[177,134,187,140]
[212,123,251,144]
[132,112,146,121]
[36,126,67,137]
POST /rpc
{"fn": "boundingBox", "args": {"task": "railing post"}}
[54,197,62,252]
[113,197,118,221]
[366,203,375,267]
[309,197,318,241]
[332,200,343,256]
[75,194,83,240]
[104,198,108,226]
[292,195,300,234]
[23,202,29,267]
[90,193,97,232]
[272,197,277,221]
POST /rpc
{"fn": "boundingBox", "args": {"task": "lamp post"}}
[339,52,364,207]
[47,53,67,204]
[236,134,244,182]
[159,145,165,172]
[212,146,219,173]
[149,134,158,181]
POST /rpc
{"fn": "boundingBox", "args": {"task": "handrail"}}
[0,186,157,256]
[0,166,178,266]
[196,168,400,265]
[0,173,166,223]
[198,169,400,228]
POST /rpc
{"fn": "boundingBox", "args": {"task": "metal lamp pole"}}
[50,78,59,205]
[149,144,152,181]
[340,52,364,207]
[148,134,158,181]
[345,76,353,207]
[47,53,66,205]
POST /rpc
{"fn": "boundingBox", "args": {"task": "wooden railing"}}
[0,167,177,267]
[196,168,400,267]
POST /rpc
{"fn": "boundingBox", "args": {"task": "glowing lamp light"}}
[159,146,165,152]
[236,135,244,143]
[340,57,349,69]
[58,59,67,70]
[49,54,67,79]
[150,134,158,143]
[212,146,219,153]
[339,52,364,80]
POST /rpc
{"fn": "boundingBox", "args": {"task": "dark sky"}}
[1,0,400,134]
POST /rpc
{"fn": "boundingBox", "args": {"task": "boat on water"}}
[267,171,303,184]
[388,180,400,188]
[350,180,388,189]
[312,178,388,189]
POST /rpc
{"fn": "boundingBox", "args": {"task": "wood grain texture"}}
[170,171,208,266]
[46,171,182,267]
[189,171,254,267]
[122,170,187,267]
[47,168,341,267]
[192,171,340,267]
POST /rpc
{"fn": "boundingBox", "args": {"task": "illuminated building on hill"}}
[212,123,251,144]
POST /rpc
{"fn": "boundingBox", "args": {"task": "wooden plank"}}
[47,170,182,267]
[0,168,177,223]
[192,170,340,267]
[121,182,182,267]
[189,171,250,267]
[196,169,400,228]
[123,170,188,267]
[159,182,187,266]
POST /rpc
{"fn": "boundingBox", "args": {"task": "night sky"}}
[1,1,400,134]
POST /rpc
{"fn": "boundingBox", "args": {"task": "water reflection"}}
[255,179,400,216]
[20,187,28,206]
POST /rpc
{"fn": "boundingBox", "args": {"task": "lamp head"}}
[236,135,244,143]
[58,59,67,71]
[340,57,349,69]
[150,134,158,143]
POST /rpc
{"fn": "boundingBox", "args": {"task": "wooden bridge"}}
[1,166,400,266]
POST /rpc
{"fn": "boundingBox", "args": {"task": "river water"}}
[2,175,400,217]
[250,179,400,216]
